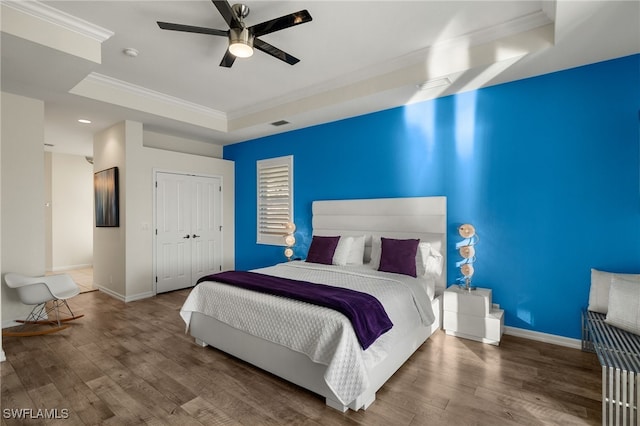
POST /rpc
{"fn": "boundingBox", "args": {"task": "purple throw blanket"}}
[196,271,393,349]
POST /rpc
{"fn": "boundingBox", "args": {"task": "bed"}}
[179,196,447,412]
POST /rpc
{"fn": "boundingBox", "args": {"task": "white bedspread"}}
[179,261,435,405]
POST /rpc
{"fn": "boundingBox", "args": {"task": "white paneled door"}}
[155,172,222,293]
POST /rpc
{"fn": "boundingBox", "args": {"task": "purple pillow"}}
[306,236,340,265]
[378,237,420,277]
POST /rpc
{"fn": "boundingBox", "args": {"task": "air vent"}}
[44,143,54,147]
[416,77,452,91]
[271,120,290,127]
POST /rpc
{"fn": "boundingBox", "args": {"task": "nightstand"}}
[443,286,504,345]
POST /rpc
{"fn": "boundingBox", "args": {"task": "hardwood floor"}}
[1,289,602,425]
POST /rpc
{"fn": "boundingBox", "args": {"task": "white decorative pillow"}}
[369,236,382,269]
[605,276,640,335]
[347,235,365,265]
[332,236,354,266]
[416,275,436,300]
[589,269,640,314]
[416,242,443,277]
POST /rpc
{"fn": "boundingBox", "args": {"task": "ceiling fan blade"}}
[254,38,300,65]
[157,21,227,37]
[250,10,312,37]
[212,0,240,28]
[219,50,237,68]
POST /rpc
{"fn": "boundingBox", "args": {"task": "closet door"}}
[155,172,222,293]
[190,176,222,283]
[156,173,192,293]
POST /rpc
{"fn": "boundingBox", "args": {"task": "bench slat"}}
[585,310,640,373]
[584,310,639,425]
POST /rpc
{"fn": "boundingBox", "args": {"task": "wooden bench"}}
[582,310,640,425]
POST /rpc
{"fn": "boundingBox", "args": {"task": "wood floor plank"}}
[1,289,602,425]
[34,349,115,424]
[181,396,243,426]
[27,382,84,426]
[85,375,160,425]
[0,362,38,426]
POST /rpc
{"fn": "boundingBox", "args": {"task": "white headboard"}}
[312,196,447,294]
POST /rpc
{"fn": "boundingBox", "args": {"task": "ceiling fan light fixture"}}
[229,27,254,58]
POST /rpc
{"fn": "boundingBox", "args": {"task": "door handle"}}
[183,234,190,239]
[192,234,201,238]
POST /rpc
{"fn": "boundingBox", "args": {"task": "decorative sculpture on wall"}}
[457,223,478,291]
[283,221,296,261]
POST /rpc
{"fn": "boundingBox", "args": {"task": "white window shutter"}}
[257,155,293,245]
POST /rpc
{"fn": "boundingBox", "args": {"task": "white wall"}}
[0,97,232,344]
[143,130,223,158]
[1,93,4,360]
[45,152,52,271]
[94,120,234,301]
[1,92,45,326]
[93,122,127,297]
[50,153,93,270]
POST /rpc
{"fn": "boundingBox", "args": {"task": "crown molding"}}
[227,9,553,121]
[2,0,113,42]
[433,9,553,51]
[79,73,227,122]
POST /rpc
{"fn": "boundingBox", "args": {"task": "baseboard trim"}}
[125,291,154,303]
[94,286,153,303]
[504,326,581,349]
[49,264,92,272]
[95,285,125,302]
[2,320,21,329]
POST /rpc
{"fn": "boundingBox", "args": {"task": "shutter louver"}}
[257,156,293,245]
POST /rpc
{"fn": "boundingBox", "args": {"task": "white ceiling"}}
[1,1,638,157]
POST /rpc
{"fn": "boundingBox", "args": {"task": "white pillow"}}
[589,269,640,314]
[605,276,640,335]
[347,235,365,265]
[416,275,437,300]
[332,236,353,266]
[369,236,382,269]
[416,242,443,277]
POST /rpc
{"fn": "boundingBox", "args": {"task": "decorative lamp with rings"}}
[283,222,296,261]
[456,223,478,291]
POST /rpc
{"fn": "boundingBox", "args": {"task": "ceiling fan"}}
[157,0,312,68]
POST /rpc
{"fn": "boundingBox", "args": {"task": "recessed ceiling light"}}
[78,119,92,124]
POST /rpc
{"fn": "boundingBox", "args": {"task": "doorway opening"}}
[46,267,96,293]
[45,152,95,294]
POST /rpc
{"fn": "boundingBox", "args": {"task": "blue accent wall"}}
[224,54,640,339]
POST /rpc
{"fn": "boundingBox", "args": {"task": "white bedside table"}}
[443,286,504,345]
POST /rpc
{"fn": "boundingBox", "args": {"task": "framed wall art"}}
[94,167,119,227]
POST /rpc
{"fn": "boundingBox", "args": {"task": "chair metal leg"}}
[39,299,84,325]
[2,299,83,337]
[60,299,77,319]
[25,302,49,324]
